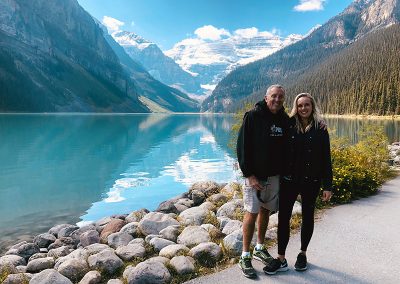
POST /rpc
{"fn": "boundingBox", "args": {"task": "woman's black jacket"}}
[283,118,333,191]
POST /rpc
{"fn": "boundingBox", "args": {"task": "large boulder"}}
[87,250,124,275]
[189,181,220,197]
[107,232,134,249]
[159,225,180,242]
[223,229,256,256]
[58,225,79,238]
[48,246,70,259]
[189,242,222,267]
[48,224,74,237]
[222,220,243,235]
[149,237,176,252]
[159,244,189,258]
[126,261,171,284]
[30,269,73,284]
[125,208,149,223]
[120,222,140,237]
[216,199,244,219]
[33,233,57,248]
[170,256,195,274]
[115,244,146,261]
[79,270,102,284]
[0,255,26,275]
[57,258,89,282]
[178,206,211,226]
[100,219,126,243]
[208,193,229,206]
[2,273,33,284]
[80,230,100,247]
[26,257,55,273]
[191,189,206,205]
[6,242,40,261]
[138,212,179,236]
[177,226,211,247]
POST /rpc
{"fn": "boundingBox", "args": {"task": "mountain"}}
[111,31,203,97]
[204,0,400,113]
[165,30,302,101]
[94,23,199,112]
[0,0,148,112]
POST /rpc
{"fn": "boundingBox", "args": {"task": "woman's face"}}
[296,96,313,120]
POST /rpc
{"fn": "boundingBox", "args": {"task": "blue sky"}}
[77,0,354,50]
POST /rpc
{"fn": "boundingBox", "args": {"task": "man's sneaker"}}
[253,246,273,264]
[238,256,257,278]
[294,253,307,271]
[263,258,288,275]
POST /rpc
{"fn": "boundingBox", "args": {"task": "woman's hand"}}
[322,190,332,202]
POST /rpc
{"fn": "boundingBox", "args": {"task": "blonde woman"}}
[264,93,333,274]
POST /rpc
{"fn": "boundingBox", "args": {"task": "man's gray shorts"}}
[243,175,280,213]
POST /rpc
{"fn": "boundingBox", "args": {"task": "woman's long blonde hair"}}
[290,93,322,133]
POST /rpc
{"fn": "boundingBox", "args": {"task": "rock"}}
[48,237,76,250]
[100,219,126,243]
[217,216,231,230]
[292,201,302,215]
[122,265,135,280]
[48,224,74,237]
[57,258,89,282]
[71,225,97,243]
[95,217,113,228]
[84,244,110,256]
[143,256,170,265]
[175,198,194,208]
[189,242,222,267]
[30,269,73,284]
[2,273,32,284]
[170,255,195,274]
[222,220,243,235]
[159,225,180,242]
[159,244,189,258]
[208,193,229,206]
[107,279,123,284]
[33,233,57,248]
[58,225,79,238]
[28,253,47,262]
[199,201,217,212]
[178,206,211,226]
[126,261,171,284]
[129,238,145,246]
[156,199,179,214]
[223,229,243,256]
[115,244,146,261]
[177,226,211,247]
[191,189,206,205]
[216,199,244,219]
[201,224,223,239]
[79,270,102,284]
[16,265,27,273]
[6,242,39,261]
[119,222,140,237]
[138,212,179,236]
[266,227,277,240]
[267,213,278,229]
[174,203,189,213]
[144,234,162,243]
[87,250,124,275]
[107,232,134,249]
[220,183,241,196]
[189,181,220,197]
[40,248,49,253]
[48,246,70,259]
[149,237,176,252]
[0,255,26,267]
[80,230,100,247]
[26,257,55,273]
[125,208,149,223]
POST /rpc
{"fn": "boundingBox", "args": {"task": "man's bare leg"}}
[257,207,270,243]
[242,211,258,252]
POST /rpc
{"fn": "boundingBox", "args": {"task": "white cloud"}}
[102,16,125,33]
[234,27,259,38]
[194,25,231,40]
[294,0,325,12]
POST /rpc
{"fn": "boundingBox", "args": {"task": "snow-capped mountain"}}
[111,31,203,97]
[165,28,303,94]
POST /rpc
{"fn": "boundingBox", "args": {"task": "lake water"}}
[0,114,399,253]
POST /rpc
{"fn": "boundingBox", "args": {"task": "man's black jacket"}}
[236,100,289,180]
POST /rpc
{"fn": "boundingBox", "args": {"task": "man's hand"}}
[247,175,264,191]
[322,190,332,202]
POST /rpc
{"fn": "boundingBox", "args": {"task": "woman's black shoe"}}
[294,253,307,271]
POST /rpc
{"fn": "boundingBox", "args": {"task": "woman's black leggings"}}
[278,179,320,255]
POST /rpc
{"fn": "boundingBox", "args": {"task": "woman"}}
[264,92,333,274]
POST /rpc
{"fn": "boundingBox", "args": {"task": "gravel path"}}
[186,175,400,284]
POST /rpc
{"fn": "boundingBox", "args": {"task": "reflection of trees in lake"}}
[324,118,400,143]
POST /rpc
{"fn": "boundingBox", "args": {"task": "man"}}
[236,84,289,278]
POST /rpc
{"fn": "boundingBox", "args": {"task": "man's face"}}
[265,87,285,114]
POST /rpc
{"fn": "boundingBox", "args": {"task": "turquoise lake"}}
[1,114,400,253]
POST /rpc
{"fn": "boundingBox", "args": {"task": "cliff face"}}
[0,0,147,112]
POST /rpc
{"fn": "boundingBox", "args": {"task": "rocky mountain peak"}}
[112,31,154,49]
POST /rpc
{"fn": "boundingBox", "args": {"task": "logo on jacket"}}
[270,125,283,137]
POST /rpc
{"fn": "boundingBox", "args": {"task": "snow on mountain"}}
[164,26,303,92]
